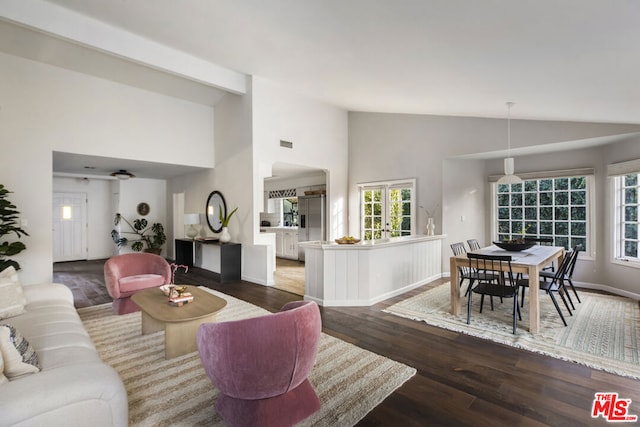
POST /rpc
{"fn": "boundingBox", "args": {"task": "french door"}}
[360,180,415,240]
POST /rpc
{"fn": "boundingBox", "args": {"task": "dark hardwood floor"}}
[54,260,640,426]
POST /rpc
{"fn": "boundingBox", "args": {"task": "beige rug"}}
[79,288,415,426]
[384,283,640,380]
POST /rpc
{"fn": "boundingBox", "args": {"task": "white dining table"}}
[449,244,565,334]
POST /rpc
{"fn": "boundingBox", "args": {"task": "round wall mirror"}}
[205,191,226,233]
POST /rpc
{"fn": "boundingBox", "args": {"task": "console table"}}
[174,239,241,283]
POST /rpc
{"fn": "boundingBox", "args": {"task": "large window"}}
[495,175,591,251]
[614,173,639,263]
[360,180,415,240]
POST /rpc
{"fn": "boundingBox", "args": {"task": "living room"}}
[2,1,640,425]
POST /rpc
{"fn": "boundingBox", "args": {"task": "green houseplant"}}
[0,184,29,271]
[219,205,237,243]
[111,213,166,254]
[219,205,238,227]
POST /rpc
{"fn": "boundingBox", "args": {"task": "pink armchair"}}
[197,300,322,427]
[104,253,171,313]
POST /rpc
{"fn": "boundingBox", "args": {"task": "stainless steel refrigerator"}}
[297,194,326,261]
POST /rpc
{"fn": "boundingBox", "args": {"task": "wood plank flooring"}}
[54,260,640,426]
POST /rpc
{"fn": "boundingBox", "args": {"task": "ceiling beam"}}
[0,0,247,94]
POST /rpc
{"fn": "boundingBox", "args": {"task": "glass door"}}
[361,180,415,240]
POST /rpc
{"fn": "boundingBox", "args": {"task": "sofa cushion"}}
[0,324,40,379]
[0,348,8,385]
[119,273,164,294]
[0,267,26,320]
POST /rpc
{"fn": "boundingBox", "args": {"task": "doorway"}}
[273,258,305,296]
[52,192,88,262]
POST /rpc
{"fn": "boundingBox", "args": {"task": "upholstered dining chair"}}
[466,253,521,334]
[197,300,322,427]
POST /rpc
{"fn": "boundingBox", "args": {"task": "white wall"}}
[112,178,168,255]
[248,77,349,284]
[349,111,640,294]
[441,159,486,253]
[0,52,214,284]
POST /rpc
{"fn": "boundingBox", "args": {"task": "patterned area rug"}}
[79,288,415,426]
[384,283,640,379]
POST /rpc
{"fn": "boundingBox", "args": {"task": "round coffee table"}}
[131,285,227,359]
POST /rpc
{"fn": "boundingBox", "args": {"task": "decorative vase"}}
[426,217,435,236]
[219,227,231,243]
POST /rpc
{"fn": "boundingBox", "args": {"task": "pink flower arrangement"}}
[170,263,189,284]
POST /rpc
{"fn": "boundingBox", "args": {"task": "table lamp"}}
[184,213,200,238]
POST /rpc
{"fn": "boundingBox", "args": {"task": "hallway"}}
[273,257,305,296]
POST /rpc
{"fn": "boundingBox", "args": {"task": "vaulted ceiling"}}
[3,0,639,124]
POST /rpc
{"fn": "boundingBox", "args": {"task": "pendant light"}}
[497,102,522,185]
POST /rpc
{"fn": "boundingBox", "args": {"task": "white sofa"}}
[0,283,128,427]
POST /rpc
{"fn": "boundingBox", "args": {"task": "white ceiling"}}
[4,1,640,179]
[36,0,640,124]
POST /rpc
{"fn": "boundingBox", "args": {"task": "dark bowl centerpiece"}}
[493,238,536,252]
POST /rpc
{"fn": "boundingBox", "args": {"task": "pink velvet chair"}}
[103,252,171,314]
[197,300,322,427]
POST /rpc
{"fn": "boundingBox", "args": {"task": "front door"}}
[52,192,87,262]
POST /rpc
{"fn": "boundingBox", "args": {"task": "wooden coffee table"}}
[131,285,227,359]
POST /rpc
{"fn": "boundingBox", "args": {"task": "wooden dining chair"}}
[466,253,521,334]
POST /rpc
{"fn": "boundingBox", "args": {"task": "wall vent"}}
[280,140,293,149]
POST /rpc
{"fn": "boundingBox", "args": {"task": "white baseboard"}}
[572,281,640,301]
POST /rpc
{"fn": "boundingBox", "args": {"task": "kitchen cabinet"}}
[272,228,298,260]
[282,230,298,259]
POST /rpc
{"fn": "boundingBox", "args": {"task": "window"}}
[494,175,591,252]
[360,179,415,240]
[282,198,298,226]
[614,173,639,263]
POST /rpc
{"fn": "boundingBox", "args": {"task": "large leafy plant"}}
[0,184,29,271]
[111,213,166,253]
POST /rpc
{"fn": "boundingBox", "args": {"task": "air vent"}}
[280,140,293,149]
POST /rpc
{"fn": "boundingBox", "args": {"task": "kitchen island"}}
[298,234,445,306]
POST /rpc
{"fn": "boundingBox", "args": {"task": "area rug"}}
[384,283,640,380]
[79,288,416,426]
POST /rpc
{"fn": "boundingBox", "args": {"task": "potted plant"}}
[0,185,29,271]
[111,213,166,254]
[219,205,238,243]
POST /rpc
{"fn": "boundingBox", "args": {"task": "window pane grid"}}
[618,174,640,260]
[496,176,589,250]
[362,189,383,240]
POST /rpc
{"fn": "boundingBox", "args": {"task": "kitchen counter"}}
[260,226,298,232]
[299,234,445,306]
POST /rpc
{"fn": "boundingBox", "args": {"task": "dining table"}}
[449,244,565,334]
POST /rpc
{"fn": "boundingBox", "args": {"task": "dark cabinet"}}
[174,239,241,284]
[175,238,194,266]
